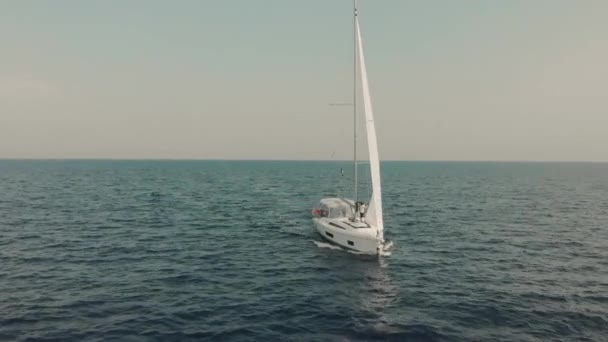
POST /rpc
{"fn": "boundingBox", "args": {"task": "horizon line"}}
[1,158,607,164]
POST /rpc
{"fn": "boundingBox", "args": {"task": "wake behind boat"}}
[312,1,388,255]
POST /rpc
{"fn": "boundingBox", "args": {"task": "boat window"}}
[348,240,354,246]
[328,207,348,219]
[325,232,334,238]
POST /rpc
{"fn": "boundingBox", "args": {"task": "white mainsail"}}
[355,7,383,240]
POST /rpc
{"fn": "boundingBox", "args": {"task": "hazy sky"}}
[1,0,607,161]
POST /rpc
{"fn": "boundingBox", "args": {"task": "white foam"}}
[379,240,394,257]
[379,250,392,257]
[383,240,394,250]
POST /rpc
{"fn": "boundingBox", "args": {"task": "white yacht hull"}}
[312,217,382,254]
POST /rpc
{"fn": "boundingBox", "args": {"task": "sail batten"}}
[355,14,383,239]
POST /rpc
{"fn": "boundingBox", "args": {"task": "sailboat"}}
[312,0,388,255]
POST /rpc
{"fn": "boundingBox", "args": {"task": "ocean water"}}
[1,160,607,341]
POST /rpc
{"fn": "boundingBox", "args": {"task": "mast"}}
[353,0,358,204]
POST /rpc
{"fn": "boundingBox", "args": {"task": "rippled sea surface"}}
[1,160,607,341]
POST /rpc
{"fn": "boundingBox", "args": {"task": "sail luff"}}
[355,14,384,239]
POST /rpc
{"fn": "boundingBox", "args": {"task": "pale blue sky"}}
[1,0,607,161]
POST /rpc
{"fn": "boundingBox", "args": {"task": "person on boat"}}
[353,202,365,221]
[358,202,366,220]
[312,208,328,217]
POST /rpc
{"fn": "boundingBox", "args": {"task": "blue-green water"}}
[1,160,607,341]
